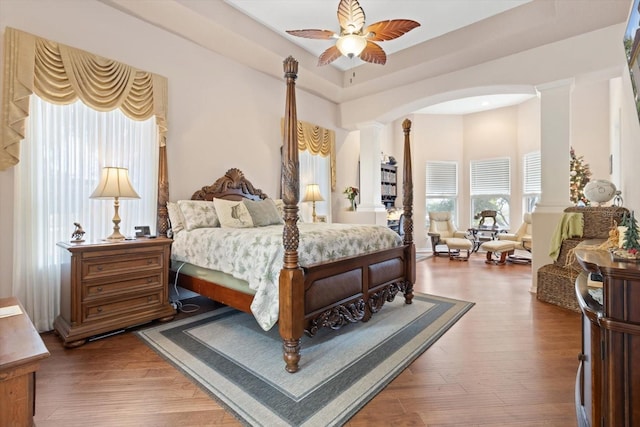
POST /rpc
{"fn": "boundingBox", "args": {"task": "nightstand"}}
[54,238,176,347]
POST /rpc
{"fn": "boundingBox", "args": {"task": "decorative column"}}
[531,79,574,293]
[356,121,386,213]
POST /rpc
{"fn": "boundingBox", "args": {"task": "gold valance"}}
[1,27,168,171]
[282,118,336,190]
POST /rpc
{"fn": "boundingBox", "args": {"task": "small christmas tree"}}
[569,147,592,205]
[622,211,640,252]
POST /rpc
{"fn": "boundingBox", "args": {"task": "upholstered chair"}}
[498,212,532,251]
[427,211,468,255]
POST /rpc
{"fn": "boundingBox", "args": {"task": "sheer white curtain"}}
[299,150,331,222]
[13,95,158,331]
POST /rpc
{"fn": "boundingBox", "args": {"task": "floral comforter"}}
[171,223,402,330]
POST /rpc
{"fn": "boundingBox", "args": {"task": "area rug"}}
[137,293,473,427]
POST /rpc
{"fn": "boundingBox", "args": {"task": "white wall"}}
[618,65,640,211]
[572,79,612,180]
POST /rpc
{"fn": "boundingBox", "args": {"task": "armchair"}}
[427,211,468,256]
[497,212,532,263]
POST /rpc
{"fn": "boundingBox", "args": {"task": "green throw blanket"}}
[549,212,584,260]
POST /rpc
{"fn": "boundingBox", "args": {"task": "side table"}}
[0,296,50,426]
[467,226,507,252]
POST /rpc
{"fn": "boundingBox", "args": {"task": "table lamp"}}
[302,184,324,223]
[90,167,140,241]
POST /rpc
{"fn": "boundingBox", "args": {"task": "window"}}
[299,150,331,222]
[426,161,458,226]
[470,158,510,228]
[523,151,541,213]
[14,95,158,330]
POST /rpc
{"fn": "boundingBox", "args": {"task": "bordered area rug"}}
[137,293,473,426]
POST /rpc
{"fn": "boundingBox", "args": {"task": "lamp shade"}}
[336,34,367,58]
[302,184,324,203]
[90,167,140,199]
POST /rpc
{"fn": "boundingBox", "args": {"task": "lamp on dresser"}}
[90,166,140,241]
[302,184,324,223]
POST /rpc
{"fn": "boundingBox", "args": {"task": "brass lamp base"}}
[104,231,126,241]
[104,199,126,241]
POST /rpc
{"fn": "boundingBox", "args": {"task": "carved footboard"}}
[303,245,414,336]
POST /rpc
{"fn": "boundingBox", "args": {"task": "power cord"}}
[170,262,200,313]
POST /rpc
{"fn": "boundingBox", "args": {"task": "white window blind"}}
[523,151,541,194]
[470,158,511,195]
[426,161,458,196]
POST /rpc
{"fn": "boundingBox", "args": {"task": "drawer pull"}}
[147,296,153,302]
[97,287,103,292]
[147,278,152,283]
[147,259,153,265]
[97,307,103,313]
[97,266,103,271]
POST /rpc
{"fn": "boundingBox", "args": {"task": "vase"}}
[349,199,357,211]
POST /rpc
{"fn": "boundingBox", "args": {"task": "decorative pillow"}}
[272,198,304,222]
[213,198,254,228]
[177,200,220,231]
[243,198,283,227]
[166,201,186,234]
[273,198,285,219]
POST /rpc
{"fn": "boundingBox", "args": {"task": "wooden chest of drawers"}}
[54,238,176,347]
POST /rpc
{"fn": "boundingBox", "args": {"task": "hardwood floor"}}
[35,252,581,426]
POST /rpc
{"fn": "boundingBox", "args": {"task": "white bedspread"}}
[171,223,402,330]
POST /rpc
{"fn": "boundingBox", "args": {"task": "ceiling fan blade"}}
[364,20,421,42]
[286,29,336,40]
[318,45,342,66]
[359,41,386,65]
[337,0,365,34]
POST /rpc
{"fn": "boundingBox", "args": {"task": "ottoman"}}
[446,237,473,260]
[480,240,516,264]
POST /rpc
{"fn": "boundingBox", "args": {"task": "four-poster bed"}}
[161,57,416,373]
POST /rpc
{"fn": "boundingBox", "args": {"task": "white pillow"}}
[177,200,220,231]
[213,198,254,228]
[166,201,186,234]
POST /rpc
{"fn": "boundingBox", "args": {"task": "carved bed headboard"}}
[191,168,268,201]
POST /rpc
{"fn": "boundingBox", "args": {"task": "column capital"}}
[536,78,575,93]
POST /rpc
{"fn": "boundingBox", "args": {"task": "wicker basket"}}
[536,207,628,312]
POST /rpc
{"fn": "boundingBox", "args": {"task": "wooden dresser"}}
[54,238,176,347]
[574,241,640,427]
[0,296,49,426]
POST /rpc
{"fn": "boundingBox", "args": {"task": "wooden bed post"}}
[279,56,305,373]
[402,119,415,303]
[157,145,169,237]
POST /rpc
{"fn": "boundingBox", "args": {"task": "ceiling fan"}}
[286,0,420,66]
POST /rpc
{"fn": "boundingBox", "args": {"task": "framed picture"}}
[135,225,151,237]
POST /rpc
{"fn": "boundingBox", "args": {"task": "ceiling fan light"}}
[336,34,367,58]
